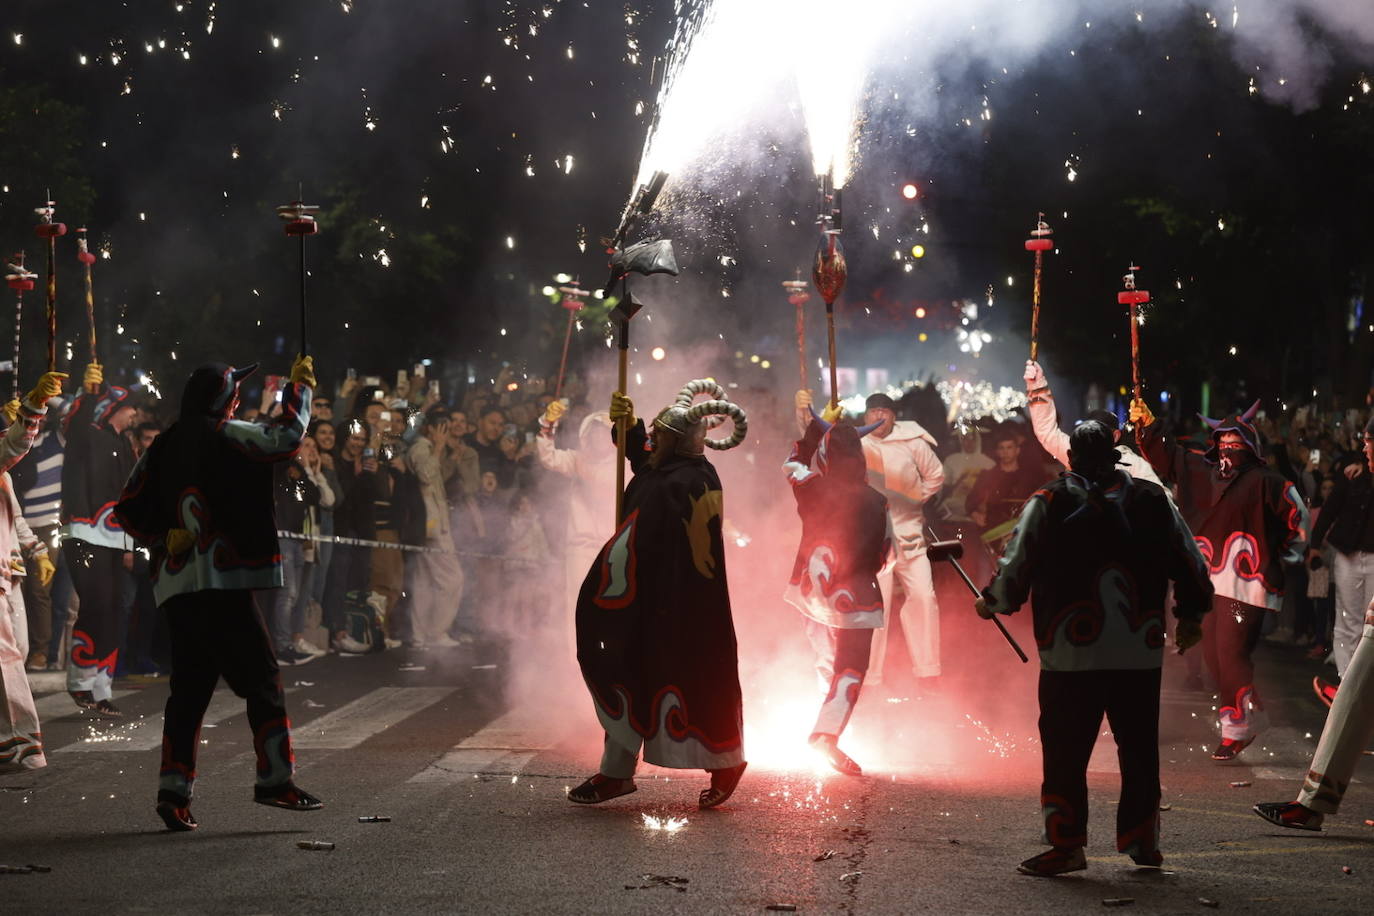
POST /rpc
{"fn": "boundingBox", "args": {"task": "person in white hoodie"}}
[858,392,946,682]
[1024,360,1163,489]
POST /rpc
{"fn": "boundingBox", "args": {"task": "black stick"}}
[927,525,1029,664]
[299,233,308,357]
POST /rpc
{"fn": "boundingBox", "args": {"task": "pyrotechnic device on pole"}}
[1118,264,1150,444]
[782,274,811,392]
[76,227,98,365]
[602,166,673,524]
[925,529,1029,664]
[277,196,320,357]
[34,198,66,373]
[1024,214,1053,362]
[5,253,37,402]
[812,172,846,409]
[553,279,590,401]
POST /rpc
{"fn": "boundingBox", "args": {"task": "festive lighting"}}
[651,346,666,361]
[901,183,919,200]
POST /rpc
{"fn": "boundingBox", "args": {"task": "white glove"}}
[1024,360,1047,391]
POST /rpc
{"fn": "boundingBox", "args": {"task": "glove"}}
[1024,360,1047,391]
[35,552,55,587]
[609,391,635,426]
[1128,398,1155,428]
[543,399,568,426]
[974,596,997,620]
[25,371,67,410]
[289,354,317,389]
[821,401,843,424]
[83,362,103,395]
[1175,617,1203,655]
[165,528,195,556]
[794,389,813,412]
[0,400,17,425]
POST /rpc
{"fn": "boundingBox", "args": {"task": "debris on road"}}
[839,871,862,884]
[1342,865,1354,875]
[1198,899,1219,909]
[949,838,961,845]
[296,841,335,851]
[1102,898,1135,907]
[398,665,426,672]
[1159,803,1172,811]
[357,815,391,823]
[472,664,498,670]
[624,874,688,892]
[813,849,836,861]
[293,681,315,687]
[765,905,798,912]
[303,699,326,708]
[0,864,50,874]
[1365,819,1374,827]
[1228,781,1251,788]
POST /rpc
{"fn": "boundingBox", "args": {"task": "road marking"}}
[1088,841,1371,864]
[34,689,135,724]
[407,706,564,783]
[55,688,262,754]
[292,686,454,749]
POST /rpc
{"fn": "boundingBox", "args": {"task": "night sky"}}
[2,1,1372,418]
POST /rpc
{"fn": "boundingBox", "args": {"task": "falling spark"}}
[641,814,688,832]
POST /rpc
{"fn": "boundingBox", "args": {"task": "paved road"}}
[2,632,1372,914]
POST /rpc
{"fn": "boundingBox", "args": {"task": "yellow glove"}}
[543,399,568,425]
[794,389,813,412]
[35,552,55,587]
[289,355,317,389]
[1175,617,1203,655]
[0,400,17,426]
[25,371,67,409]
[609,391,635,426]
[83,362,103,395]
[1128,398,1155,428]
[820,401,843,424]
[165,528,195,556]
[9,556,23,575]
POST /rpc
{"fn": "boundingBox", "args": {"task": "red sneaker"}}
[1254,801,1323,831]
[1313,676,1338,708]
[1017,846,1087,877]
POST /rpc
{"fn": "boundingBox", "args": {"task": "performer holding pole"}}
[4,254,36,402]
[1118,265,1150,446]
[76,228,98,364]
[1025,214,1053,362]
[33,199,66,372]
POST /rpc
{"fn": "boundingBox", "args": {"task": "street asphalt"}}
[2,628,1372,914]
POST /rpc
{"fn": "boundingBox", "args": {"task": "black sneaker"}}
[71,690,96,710]
[94,699,123,718]
[276,646,316,667]
[156,800,198,832]
[254,782,324,811]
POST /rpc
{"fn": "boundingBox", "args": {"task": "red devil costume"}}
[783,410,891,775]
[61,365,137,714]
[980,421,1213,876]
[1135,400,1307,759]
[115,357,323,831]
[571,381,748,809]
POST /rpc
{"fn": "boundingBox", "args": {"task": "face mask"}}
[1218,444,1250,479]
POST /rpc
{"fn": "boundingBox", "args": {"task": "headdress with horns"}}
[1199,399,1262,464]
[653,378,748,451]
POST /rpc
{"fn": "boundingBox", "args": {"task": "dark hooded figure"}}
[782,408,891,776]
[569,381,749,810]
[61,362,138,716]
[977,421,1213,877]
[114,355,323,832]
[1131,398,1307,761]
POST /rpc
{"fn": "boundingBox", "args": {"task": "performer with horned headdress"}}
[1131,397,1307,760]
[783,398,892,776]
[569,379,749,809]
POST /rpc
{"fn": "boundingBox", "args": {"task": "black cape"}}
[575,420,744,770]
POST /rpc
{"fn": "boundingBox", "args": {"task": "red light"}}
[901,183,919,200]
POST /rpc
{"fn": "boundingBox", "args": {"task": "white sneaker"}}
[430,635,464,648]
[383,638,403,650]
[294,637,328,658]
[333,635,370,655]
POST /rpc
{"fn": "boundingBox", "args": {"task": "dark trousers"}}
[1202,597,1265,709]
[22,524,60,657]
[158,589,294,804]
[322,543,370,636]
[64,540,126,699]
[1038,667,1161,857]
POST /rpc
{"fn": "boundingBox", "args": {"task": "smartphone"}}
[378,411,392,423]
[428,379,440,397]
[1310,448,1321,464]
[413,363,426,379]
[265,374,284,402]
[397,369,408,387]
[362,375,382,387]
[346,367,357,381]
